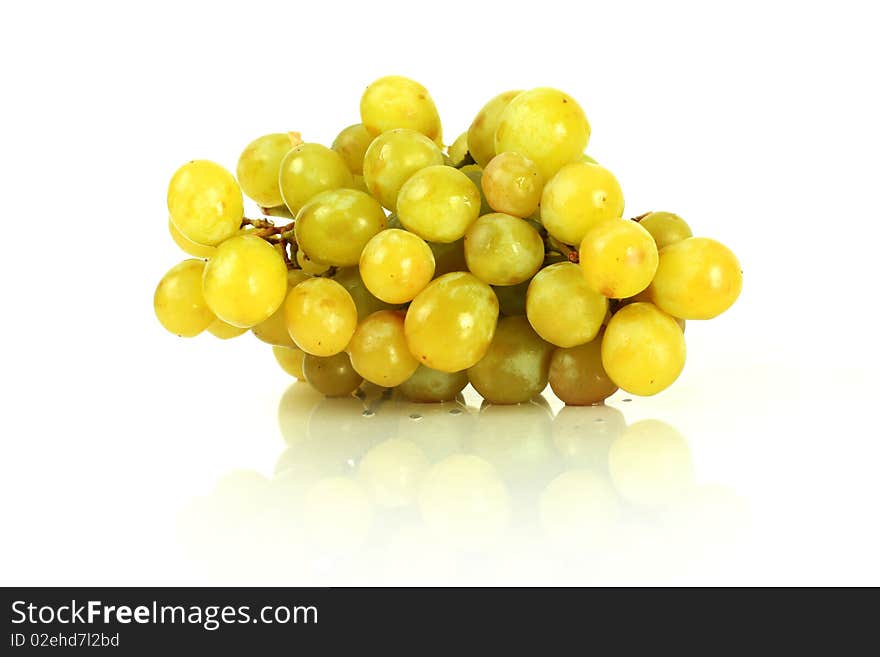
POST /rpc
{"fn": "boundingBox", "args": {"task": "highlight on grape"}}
[155,75,742,404]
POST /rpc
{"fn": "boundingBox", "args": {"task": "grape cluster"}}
[155,76,742,404]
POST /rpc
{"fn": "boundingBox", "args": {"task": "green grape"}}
[464,213,544,286]
[347,310,419,387]
[648,237,742,319]
[252,270,310,347]
[396,165,480,242]
[294,188,386,267]
[154,259,214,337]
[541,161,625,245]
[397,365,468,403]
[639,211,692,250]
[467,90,522,167]
[429,238,467,277]
[404,272,499,372]
[493,279,530,316]
[167,160,243,246]
[360,75,442,141]
[601,302,685,396]
[285,277,358,356]
[273,345,306,379]
[168,217,215,258]
[358,438,430,508]
[236,132,300,208]
[459,165,493,215]
[332,266,395,320]
[206,317,249,339]
[202,234,288,328]
[302,351,363,397]
[467,316,554,404]
[548,335,618,405]
[446,131,470,166]
[481,152,544,217]
[331,123,373,175]
[579,219,659,298]
[359,228,435,303]
[362,129,445,210]
[495,87,590,180]
[278,143,353,214]
[525,262,607,347]
[295,249,331,275]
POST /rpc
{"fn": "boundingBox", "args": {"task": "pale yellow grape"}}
[359,229,435,304]
[236,133,300,208]
[467,90,522,167]
[273,345,306,379]
[347,310,419,387]
[252,270,310,348]
[481,152,544,217]
[494,88,590,180]
[526,262,607,347]
[154,259,214,337]
[404,272,499,372]
[294,189,386,267]
[548,335,618,405]
[284,277,357,356]
[362,129,445,210]
[541,162,625,245]
[302,351,363,397]
[296,249,331,275]
[580,219,659,299]
[168,218,215,258]
[648,237,743,319]
[447,131,470,166]
[278,143,353,214]
[464,213,544,286]
[167,160,243,246]
[331,124,373,175]
[639,211,692,250]
[332,267,395,320]
[459,165,493,215]
[396,165,480,243]
[360,75,442,140]
[397,365,468,403]
[601,302,686,396]
[206,317,248,339]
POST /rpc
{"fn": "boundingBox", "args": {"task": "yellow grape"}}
[360,75,442,141]
[331,123,374,175]
[236,133,300,208]
[294,188,386,267]
[467,90,522,167]
[639,211,692,250]
[404,272,499,372]
[278,143,353,214]
[464,213,544,286]
[362,129,445,210]
[332,266,395,320]
[481,152,544,217]
[648,237,743,319]
[167,160,243,246]
[168,217,215,258]
[202,234,288,328]
[347,310,419,386]
[295,249,331,275]
[397,365,468,403]
[252,270,310,348]
[541,161,625,245]
[206,317,249,339]
[447,131,470,167]
[350,174,370,194]
[273,345,306,379]
[284,277,358,356]
[154,259,214,337]
[579,219,659,298]
[459,165,493,215]
[548,335,618,405]
[494,87,590,180]
[601,302,685,396]
[526,262,607,347]
[396,165,480,243]
[302,351,363,397]
[359,229,435,304]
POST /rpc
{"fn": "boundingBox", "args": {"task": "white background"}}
[1,0,878,585]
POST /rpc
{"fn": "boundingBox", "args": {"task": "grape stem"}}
[631,211,652,223]
[241,216,299,270]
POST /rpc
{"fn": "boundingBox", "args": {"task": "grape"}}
[350,174,370,194]
[236,133,299,208]
[347,310,419,387]
[284,277,358,356]
[295,249,331,275]
[397,365,468,403]
[467,316,554,404]
[579,219,659,298]
[648,237,742,319]
[429,238,468,278]
[331,123,373,175]
[579,153,598,164]
[360,75,442,141]
[459,165,493,215]
[252,270,310,348]
[167,160,243,246]
[639,211,692,250]
[601,302,685,396]
[493,279,530,316]
[464,212,544,285]
[404,271,499,372]
[495,87,590,180]
[358,438,430,508]
[396,165,480,243]
[168,218,215,258]
[446,131,470,166]
[481,152,544,217]
[332,266,395,320]
[278,143,353,214]
[526,262,607,347]
[206,317,248,339]
[548,335,618,405]
[273,345,306,379]
[362,129,445,210]
[154,259,214,337]
[202,234,288,328]
[359,228,435,303]
[467,90,522,167]
[541,161,624,245]
[294,188,386,267]
[301,351,363,397]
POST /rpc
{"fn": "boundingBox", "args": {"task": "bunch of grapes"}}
[155,76,742,405]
